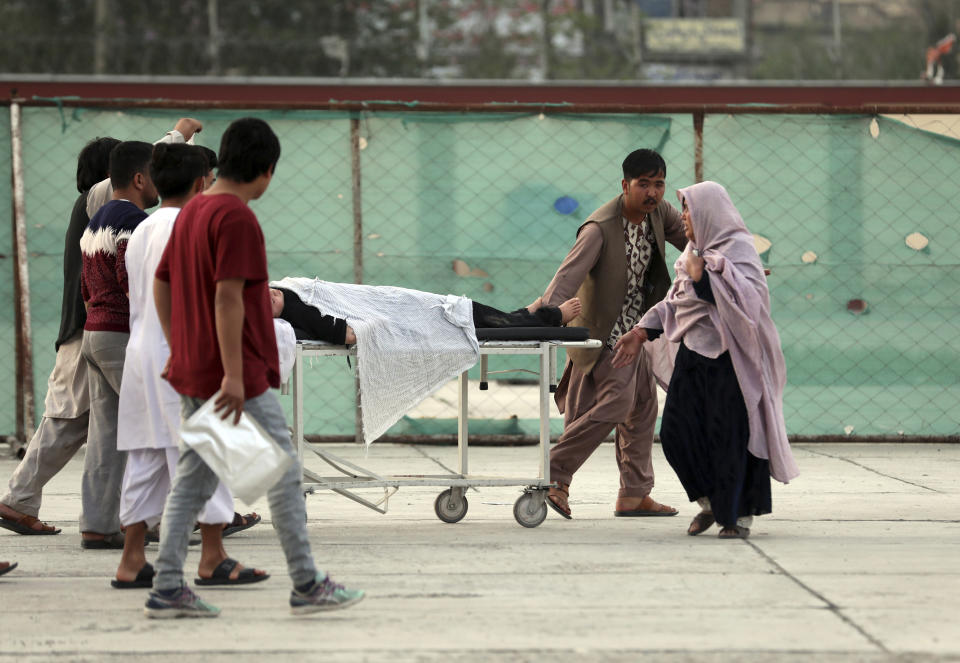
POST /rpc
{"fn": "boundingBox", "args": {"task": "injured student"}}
[268,277,580,444]
[269,286,580,344]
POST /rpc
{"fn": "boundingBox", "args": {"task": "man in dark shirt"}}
[77,140,159,549]
[0,137,117,537]
[147,117,363,618]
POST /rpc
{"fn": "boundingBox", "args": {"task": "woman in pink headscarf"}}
[612,181,798,539]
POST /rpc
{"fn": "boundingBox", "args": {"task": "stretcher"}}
[290,328,601,527]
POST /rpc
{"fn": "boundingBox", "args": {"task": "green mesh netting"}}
[9,106,960,439]
[704,114,960,436]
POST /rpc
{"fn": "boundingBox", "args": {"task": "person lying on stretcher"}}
[269,287,581,345]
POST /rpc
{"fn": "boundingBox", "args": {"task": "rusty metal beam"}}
[6,96,960,116]
[693,111,704,183]
[3,76,960,108]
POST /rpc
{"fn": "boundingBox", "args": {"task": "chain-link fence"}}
[4,103,959,441]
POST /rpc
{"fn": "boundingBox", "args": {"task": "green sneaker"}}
[290,574,364,615]
[144,584,220,619]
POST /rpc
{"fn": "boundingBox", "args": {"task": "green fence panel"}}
[9,107,959,439]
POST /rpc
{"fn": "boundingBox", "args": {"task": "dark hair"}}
[76,137,121,193]
[216,117,280,183]
[622,149,666,180]
[197,145,218,171]
[150,143,207,199]
[109,141,154,190]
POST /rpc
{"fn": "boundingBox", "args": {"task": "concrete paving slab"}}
[1,441,958,661]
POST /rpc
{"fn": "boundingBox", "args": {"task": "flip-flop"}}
[687,511,716,536]
[0,562,17,577]
[0,513,61,535]
[222,512,261,538]
[195,558,270,586]
[111,563,155,589]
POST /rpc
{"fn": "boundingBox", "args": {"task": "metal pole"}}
[351,116,363,285]
[832,0,843,79]
[207,0,221,76]
[10,102,35,442]
[94,0,108,74]
[350,116,363,444]
[417,0,431,69]
[693,111,704,183]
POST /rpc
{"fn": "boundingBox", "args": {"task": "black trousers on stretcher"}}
[471,301,561,329]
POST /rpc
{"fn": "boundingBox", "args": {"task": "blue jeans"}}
[154,389,319,590]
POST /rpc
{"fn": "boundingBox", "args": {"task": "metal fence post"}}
[350,114,363,444]
[9,102,35,444]
[693,111,704,183]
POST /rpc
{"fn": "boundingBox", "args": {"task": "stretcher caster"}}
[513,490,547,528]
[434,488,468,523]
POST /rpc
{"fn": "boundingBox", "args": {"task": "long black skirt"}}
[660,341,771,528]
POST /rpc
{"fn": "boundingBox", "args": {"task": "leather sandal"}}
[546,483,572,519]
[0,510,61,536]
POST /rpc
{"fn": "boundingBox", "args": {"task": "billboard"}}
[644,18,746,56]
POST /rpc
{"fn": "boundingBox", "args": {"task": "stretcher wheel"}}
[434,489,468,523]
[513,492,547,528]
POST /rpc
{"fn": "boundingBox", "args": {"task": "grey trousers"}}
[79,330,129,535]
[154,389,319,591]
[2,334,89,517]
[2,416,88,517]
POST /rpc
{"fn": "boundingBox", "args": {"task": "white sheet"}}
[272,277,480,444]
[274,318,297,384]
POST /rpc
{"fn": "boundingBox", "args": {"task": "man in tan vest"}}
[530,149,687,519]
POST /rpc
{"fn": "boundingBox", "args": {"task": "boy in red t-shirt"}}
[147,118,363,618]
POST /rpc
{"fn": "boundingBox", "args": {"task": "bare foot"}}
[558,297,581,324]
[115,522,148,582]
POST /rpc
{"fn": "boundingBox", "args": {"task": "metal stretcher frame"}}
[290,337,601,527]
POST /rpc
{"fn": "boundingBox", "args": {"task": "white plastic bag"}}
[180,391,294,506]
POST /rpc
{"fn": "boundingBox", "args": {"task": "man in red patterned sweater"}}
[78,140,158,549]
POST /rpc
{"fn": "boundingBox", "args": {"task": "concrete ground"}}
[0,441,957,662]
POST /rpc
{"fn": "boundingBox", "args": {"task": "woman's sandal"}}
[687,511,716,536]
[546,483,572,519]
[717,525,750,539]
